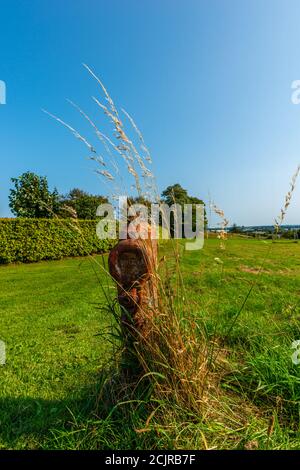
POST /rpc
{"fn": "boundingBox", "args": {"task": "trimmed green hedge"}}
[0,218,116,264]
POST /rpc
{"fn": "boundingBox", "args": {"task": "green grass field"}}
[1,237,300,449]
[0,255,113,449]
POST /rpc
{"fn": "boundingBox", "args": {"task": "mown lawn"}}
[0,255,113,449]
[1,237,300,449]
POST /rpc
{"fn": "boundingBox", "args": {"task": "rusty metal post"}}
[108,223,158,341]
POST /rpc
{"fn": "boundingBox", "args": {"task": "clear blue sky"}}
[1,0,300,226]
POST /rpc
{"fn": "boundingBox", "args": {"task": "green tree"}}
[60,188,108,219]
[160,183,207,237]
[161,183,190,206]
[9,172,60,218]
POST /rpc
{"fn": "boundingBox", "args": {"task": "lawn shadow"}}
[0,377,103,449]
[0,362,154,449]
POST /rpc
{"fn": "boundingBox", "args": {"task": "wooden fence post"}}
[108,223,158,341]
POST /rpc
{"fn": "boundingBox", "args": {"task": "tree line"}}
[8,172,207,226]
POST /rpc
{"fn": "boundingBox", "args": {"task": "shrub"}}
[0,218,115,264]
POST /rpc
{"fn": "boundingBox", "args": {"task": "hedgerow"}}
[0,218,115,264]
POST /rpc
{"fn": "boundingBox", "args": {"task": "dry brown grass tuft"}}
[210,202,229,249]
[274,164,300,234]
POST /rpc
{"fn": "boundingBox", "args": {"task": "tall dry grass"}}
[274,165,300,235]
[44,64,227,441]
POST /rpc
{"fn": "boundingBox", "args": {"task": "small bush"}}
[0,218,115,264]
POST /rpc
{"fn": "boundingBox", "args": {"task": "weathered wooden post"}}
[108,222,158,341]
